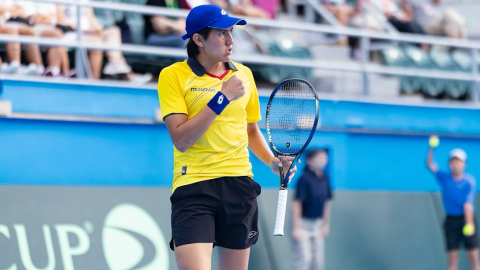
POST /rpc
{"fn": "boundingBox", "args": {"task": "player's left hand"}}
[270,156,300,183]
[322,223,330,237]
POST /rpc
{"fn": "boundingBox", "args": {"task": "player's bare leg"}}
[174,243,212,270]
[217,247,250,270]
[467,248,480,270]
[447,250,459,270]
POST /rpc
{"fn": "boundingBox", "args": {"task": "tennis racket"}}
[266,78,319,236]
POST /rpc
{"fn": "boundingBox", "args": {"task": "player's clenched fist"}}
[221,75,245,101]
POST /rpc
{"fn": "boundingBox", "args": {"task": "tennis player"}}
[427,147,480,270]
[157,5,296,270]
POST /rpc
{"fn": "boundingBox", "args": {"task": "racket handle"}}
[273,189,288,236]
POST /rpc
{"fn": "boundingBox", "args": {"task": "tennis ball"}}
[463,224,475,236]
[429,135,439,148]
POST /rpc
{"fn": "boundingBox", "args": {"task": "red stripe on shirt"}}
[206,70,230,80]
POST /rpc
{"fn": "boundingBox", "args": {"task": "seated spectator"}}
[251,0,279,19]
[0,1,62,76]
[143,0,188,48]
[229,0,270,19]
[186,0,270,19]
[56,0,152,83]
[412,0,466,39]
[349,0,425,60]
[322,0,358,45]
[15,0,74,77]
[186,0,228,9]
[367,0,425,35]
[0,24,22,74]
[322,0,357,27]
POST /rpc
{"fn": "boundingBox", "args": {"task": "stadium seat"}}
[450,50,474,99]
[381,46,421,95]
[248,30,313,84]
[403,45,444,97]
[429,48,466,99]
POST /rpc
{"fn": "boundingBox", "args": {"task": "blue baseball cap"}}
[182,5,247,40]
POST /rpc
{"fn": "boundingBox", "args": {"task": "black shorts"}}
[444,215,479,251]
[170,176,261,250]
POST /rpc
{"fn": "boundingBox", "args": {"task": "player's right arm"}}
[161,72,245,152]
[426,147,439,173]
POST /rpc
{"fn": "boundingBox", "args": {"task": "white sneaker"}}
[22,63,39,76]
[0,63,8,73]
[129,73,152,85]
[103,62,132,75]
[4,61,20,74]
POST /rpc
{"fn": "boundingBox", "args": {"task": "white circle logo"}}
[221,9,227,15]
[102,204,169,270]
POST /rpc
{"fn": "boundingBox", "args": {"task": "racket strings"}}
[267,80,317,155]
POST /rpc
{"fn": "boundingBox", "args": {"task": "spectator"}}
[185,0,270,19]
[291,148,333,270]
[322,0,357,26]
[56,0,152,83]
[0,25,22,74]
[412,0,466,39]
[367,0,425,35]
[229,0,270,19]
[0,4,21,74]
[186,0,228,9]
[251,0,279,19]
[14,0,74,77]
[143,0,188,48]
[322,0,358,45]
[0,1,62,76]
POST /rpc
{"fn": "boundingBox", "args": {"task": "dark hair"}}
[186,27,213,58]
[306,148,328,160]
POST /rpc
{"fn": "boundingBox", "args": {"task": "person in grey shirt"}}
[412,0,466,39]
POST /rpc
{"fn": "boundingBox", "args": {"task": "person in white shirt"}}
[412,0,466,39]
[15,0,74,77]
[56,0,151,83]
[2,0,68,77]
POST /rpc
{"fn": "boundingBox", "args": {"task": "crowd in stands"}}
[0,0,470,84]
[0,0,152,83]
[321,0,467,59]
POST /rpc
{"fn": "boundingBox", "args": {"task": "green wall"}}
[252,190,480,270]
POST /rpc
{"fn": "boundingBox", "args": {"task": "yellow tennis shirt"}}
[157,58,261,192]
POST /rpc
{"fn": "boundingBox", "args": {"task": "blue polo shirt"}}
[436,171,476,216]
[295,167,333,219]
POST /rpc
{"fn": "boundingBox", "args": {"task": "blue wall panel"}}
[2,79,480,191]
[3,80,480,135]
[0,118,173,186]
[1,80,159,118]
[2,117,479,192]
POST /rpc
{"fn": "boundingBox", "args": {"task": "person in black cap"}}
[156,4,296,270]
[291,148,333,270]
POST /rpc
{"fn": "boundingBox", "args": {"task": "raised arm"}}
[426,147,439,173]
[164,75,244,152]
